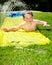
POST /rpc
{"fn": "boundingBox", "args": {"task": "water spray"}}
[0,0,31,12]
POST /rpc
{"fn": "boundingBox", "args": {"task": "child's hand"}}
[46,24,50,27]
[43,22,50,27]
[1,28,9,32]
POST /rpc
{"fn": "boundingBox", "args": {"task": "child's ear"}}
[23,18,25,21]
[33,16,34,19]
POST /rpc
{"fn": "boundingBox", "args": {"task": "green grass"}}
[33,12,52,40]
[0,11,52,65]
[0,12,7,27]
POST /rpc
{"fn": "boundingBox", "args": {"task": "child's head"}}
[23,11,34,22]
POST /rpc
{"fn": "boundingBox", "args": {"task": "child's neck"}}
[26,21,33,26]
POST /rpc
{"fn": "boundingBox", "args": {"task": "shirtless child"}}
[2,11,50,32]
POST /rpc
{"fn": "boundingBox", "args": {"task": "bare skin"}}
[2,13,50,32]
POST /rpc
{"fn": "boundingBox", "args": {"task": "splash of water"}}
[0,0,31,12]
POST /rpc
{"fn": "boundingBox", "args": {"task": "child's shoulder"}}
[34,19,39,21]
[33,19,40,23]
[20,22,26,26]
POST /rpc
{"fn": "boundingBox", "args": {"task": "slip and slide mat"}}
[0,17,51,47]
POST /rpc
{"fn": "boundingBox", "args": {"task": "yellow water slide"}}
[0,17,51,47]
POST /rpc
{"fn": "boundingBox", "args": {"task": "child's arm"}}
[2,27,19,32]
[2,23,23,32]
[36,20,50,27]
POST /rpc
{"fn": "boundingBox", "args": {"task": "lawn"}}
[0,11,52,65]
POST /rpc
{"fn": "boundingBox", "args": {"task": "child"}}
[2,11,50,32]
